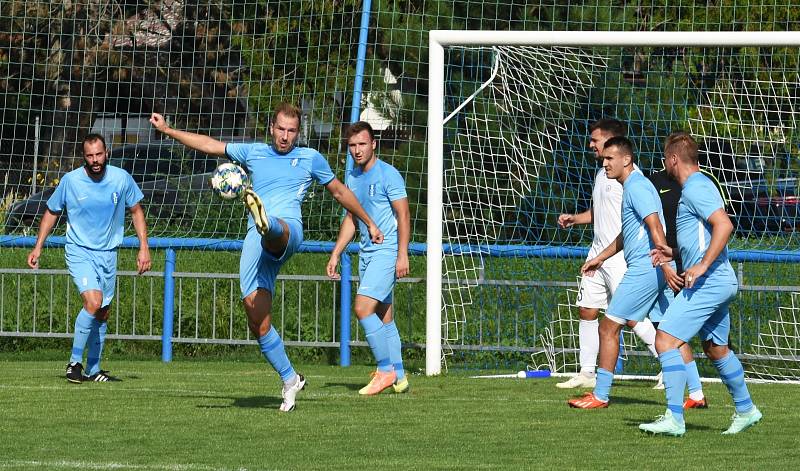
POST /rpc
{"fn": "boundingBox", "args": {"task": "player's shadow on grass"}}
[624,418,713,432]
[318,381,362,391]
[194,395,284,409]
[610,395,663,406]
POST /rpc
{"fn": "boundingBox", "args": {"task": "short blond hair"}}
[664,132,698,164]
[271,102,301,125]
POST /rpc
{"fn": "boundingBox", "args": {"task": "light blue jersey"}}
[47,165,143,251]
[226,143,335,228]
[621,170,665,270]
[676,171,736,282]
[346,159,407,255]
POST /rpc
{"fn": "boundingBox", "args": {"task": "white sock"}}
[632,318,658,357]
[578,319,599,376]
[689,390,705,401]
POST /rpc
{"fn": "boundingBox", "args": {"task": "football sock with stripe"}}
[359,314,392,373]
[660,348,686,424]
[86,318,108,376]
[713,351,754,414]
[69,309,94,365]
[258,327,296,382]
[592,368,613,402]
[384,320,405,380]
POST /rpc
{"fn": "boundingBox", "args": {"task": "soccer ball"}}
[210,162,249,200]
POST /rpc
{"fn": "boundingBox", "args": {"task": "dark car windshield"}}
[108,143,221,183]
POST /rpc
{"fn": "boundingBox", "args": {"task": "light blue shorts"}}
[65,243,117,308]
[239,218,303,298]
[357,251,397,304]
[657,277,738,345]
[648,281,677,324]
[606,264,667,323]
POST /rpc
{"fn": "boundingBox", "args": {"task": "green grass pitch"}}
[1,360,799,470]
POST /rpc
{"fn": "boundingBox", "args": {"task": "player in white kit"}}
[556,119,659,389]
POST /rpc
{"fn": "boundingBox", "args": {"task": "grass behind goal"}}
[1,359,798,470]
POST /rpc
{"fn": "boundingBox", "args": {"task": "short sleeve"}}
[384,166,407,201]
[225,142,251,166]
[46,177,67,213]
[124,172,144,208]
[311,151,335,185]
[630,181,661,220]
[686,180,725,221]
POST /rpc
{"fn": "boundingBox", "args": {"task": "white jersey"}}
[587,167,626,269]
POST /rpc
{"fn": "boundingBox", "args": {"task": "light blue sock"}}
[713,351,754,413]
[258,327,296,382]
[86,318,108,376]
[69,309,94,365]
[359,314,392,372]
[384,320,404,380]
[685,360,702,394]
[593,368,613,402]
[660,348,686,423]
[264,215,284,241]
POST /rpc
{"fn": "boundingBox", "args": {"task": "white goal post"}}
[426,30,800,376]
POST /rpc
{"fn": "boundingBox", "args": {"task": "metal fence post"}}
[339,253,352,366]
[162,248,176,362]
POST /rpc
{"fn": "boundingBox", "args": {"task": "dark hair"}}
[589,118,627,138]
[271,102,302,125]
[344,121,375,141]
[603,135,635,161]
[664,131,699,164]
[82,133,107,152]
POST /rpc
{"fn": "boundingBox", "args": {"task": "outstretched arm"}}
[129,204,151,275]
[27,209,59,269]
[149,113,227,156]
[326,212,357,280]
[324,178,383,244]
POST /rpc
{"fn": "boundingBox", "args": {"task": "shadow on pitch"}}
[318,381,362,391]
[624,418,713,432]
[194,395,284,409]
[610,395,663,406]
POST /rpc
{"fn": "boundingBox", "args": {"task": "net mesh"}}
[440,43,800,376]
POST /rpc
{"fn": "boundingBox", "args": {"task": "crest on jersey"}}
[112,192,119,205]
[291,158,299,167]
[369,184,376,197]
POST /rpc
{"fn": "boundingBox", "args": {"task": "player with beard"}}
[27,133,151,383]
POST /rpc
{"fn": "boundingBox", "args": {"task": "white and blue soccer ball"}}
[210,162,249,200]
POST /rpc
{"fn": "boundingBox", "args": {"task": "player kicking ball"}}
[150,105,383,411]
[568,137,673,409]
[641,132,761,436]
[327,121,411,395]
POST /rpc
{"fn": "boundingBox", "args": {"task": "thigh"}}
[659,282,737,343]
[576,271,610,309]
[357,252,396,304]
[65,244,102,295]
[606,268,663,322]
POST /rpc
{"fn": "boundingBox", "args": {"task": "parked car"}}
[699,138,799,235]
[4,139,253,232]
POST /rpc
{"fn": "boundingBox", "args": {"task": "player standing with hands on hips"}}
[327,122,411,395]
[150,105,383,411]
[28,133,151,383]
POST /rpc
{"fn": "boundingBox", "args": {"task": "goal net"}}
[427,31,800,378]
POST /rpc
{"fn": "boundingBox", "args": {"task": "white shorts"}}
[575,263,626,309]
